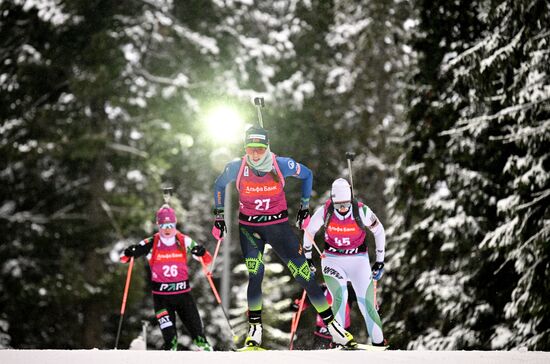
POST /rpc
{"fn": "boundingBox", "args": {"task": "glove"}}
[211,209,226,240]
[304,246,313,260]
[295,205,311,229]
[290,298,308,312]
[123,245,138,257]
[191,245,206,257]
[290,298,304,312]
[307,258,316,273]
[372,262,385,281]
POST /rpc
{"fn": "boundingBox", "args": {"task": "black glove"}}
[295,205,311,229]
[191,245,206,257]
[372,261,385,281]
[307,258,316,273]
[124,245,138,257]
[212,209,227,239]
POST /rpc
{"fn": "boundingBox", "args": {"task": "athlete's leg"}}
[174,292,211,350]
[153,295,178,350]
[238,225,266,315]
[346,254,384,344]
[321,254,350,327]
[262,223,331,314]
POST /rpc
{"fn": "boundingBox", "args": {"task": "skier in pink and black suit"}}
[121,205,213,351]
[212,126,356,349]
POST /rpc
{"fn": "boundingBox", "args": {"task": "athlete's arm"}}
[359,205,385,262]
[213,159,241,210]
[276,156,313,206]
[303,206,325,258]
[130,237,154,258]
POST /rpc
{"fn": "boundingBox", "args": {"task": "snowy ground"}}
[1,349,549,364]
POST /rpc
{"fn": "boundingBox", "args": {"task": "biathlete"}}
[121,205,213,351]
[304,178,387,348]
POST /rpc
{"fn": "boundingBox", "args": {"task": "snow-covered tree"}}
[386,0,549,350]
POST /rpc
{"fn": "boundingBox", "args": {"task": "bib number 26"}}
[162,265,178,277]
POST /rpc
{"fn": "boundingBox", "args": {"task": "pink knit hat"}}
[156,205,177,224]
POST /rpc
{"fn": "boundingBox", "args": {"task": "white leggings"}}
[321,253,384,344]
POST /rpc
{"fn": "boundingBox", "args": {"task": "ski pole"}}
[374,280,379,311]
[115,257,135,349]
[289,289,307,350]
[162,186,173,205]
[345,152,356,197]
[209,238,223,274]
[199,257,240,345]
[253,97,265,127]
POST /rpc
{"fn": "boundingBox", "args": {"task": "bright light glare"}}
[204,106,245,144]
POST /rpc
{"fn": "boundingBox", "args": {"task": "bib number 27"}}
[254,199,271,211]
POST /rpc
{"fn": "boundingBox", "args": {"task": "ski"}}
[335,343,389,351]
[237,345,267,352]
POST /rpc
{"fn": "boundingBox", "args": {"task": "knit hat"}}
[245,126,269,148]
[156,205,177,224]
[331,178,352,202]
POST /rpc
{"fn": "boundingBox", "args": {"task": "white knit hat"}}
[331,178,352,202]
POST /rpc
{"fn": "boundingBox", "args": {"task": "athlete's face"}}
[333,200,351,214]
[245,146,267,162]
[159,223,176,238]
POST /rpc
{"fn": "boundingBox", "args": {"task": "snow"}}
[11,0,71,26]
[1,349,549,364]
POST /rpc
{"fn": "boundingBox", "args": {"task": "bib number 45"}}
[334,237,351,246]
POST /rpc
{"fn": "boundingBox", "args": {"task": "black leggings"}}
[153,292,205,350]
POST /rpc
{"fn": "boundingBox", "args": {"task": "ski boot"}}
[327,319,357,349]
[243,323,263,349]
[194,336,213,351]
[370,338,389,351]
[163,337,179,351]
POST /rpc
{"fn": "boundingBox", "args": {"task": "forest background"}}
[0,0,548,351]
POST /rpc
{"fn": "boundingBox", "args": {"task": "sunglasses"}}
[159,223,176,229]
[245,147,267,155]
[333,201,352,210]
